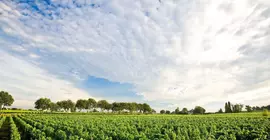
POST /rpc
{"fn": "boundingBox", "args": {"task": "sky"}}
[0,0,270,112]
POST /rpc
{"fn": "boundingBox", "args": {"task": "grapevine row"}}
[0,116,6,128]
[19,115,85,140]
[9,116,21,140]
[13,116,51,140]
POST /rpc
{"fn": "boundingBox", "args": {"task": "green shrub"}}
[262,109,268,116]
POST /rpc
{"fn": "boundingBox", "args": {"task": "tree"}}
[227,102,232,113]
[232,104,244,113]
[255,106,261,111]
[87,98,97,111]
[251,105,270,111]
[225,101,233,113]
[181,108,188,114]
[267,105,270,110]
[193,106,206,114]
[66,100,75,112]
[245,105,252,112]
[119,102,128,112]
[97,100,110,112]
[49,102,60,112]
[57,100,75,112]
[127,102,137,113]
[76,99,88,112]
[160,110,165,114]
[56,101,64,110]
[225,102,228,113]
[189,109,194,114]
[105,103,112,112]
[112,102,122,113]
[35,98,51,111]
[0,91,14,110]
[252,106,256,111]
[217,108,223,113]
[165,110,170,114]
[175,107,180,114]
[137,103,144,113]
[142,103,151,113]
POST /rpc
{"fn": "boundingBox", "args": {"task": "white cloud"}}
[228,80,270,103]
[0,50,91,108]
[0,0,270,111]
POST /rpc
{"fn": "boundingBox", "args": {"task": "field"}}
[0,112,269,140]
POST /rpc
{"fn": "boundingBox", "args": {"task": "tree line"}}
[1,90,270,114]
[160,101,270,115]
[218,101,270,113]
[34,98,154,113]
[160,106,206,115]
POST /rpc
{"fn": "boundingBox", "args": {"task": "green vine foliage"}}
[10,116,21,140]
[9,113,270,140]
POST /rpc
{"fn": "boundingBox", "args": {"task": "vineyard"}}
[0,113,269,140]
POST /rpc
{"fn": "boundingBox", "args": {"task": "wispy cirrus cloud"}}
[0,0,270,111]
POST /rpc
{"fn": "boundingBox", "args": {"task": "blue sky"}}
[0,0,270,111]
[82,76,142,100]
